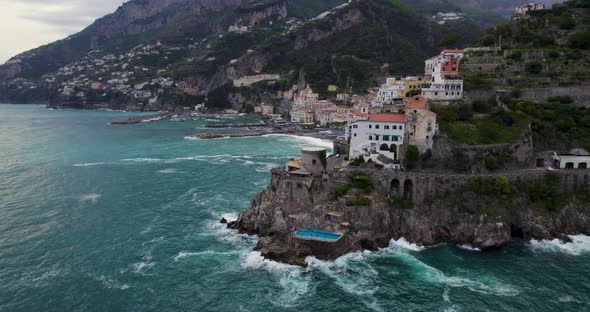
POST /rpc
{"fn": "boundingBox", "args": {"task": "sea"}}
[0,104,588,312]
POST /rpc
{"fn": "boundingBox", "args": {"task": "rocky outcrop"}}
[231,169,590,266]
[235,0,288,27]
[294,7,365,50]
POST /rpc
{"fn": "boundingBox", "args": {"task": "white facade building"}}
[422,50,465,101]
[349,114,406,161]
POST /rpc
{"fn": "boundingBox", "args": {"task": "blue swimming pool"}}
[295,229,342,241]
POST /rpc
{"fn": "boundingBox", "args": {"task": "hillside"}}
[433,0,590,157]
[0,0,522,110]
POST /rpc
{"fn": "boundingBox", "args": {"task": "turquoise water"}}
[1,104,589,312]
[296,229,342,241]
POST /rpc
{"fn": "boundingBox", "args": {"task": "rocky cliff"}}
[231,169,590,266]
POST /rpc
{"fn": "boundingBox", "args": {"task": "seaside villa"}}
[348,114,406,167]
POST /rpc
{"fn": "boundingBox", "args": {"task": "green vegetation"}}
[505,97,590,151]
[346,196,371,206]
[514,172,566,212]
[469,176,512,200]
[348,155,365,166]
[335,172,374,198]
[434,104,525,145]
[403,145,420,169]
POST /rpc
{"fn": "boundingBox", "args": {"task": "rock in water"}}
[220,217,227,224]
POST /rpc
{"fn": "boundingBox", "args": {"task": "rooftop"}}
[406,96,429,110]
[365,114,406,123]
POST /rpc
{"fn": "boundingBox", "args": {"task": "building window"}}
[353,125,358,129]
[446,92,449,96]
[399,125,403,130]
[392,125,397,130]
[312,160,317,165]
[375,135,380,140]
[375,125,380,129]
[385,125,390,130]
[383,135,389,141]
[354,133,357,137]
[369,136,372,140]
[369,125,372,129]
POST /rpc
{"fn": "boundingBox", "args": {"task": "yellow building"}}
[403,77,424,97]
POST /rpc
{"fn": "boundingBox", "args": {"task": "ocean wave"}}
[74,162,112,167]
[241,251,301,273]
[121,158,177,164]
[529,235,590,255]
[79,194,101,203]
[263,134,333,150]
[306,252,380,296]
[389,238,426,251]
[381,243,520,297]
[157,168,178,174]
[93,274,131,290]
[174,250,237,261]
[457,244,481,251]
[130,257,156,274]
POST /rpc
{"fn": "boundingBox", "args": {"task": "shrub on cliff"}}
[403,145,420,169]
[468,176,512,200]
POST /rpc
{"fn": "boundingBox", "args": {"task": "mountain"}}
[0,0,526,110]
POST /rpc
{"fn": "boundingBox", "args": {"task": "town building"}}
[285,147,327,177]
[422,49,465,102]
[290,109,315,125]
[260,104,274,115]
[377,78,405,104]
[514,3,545,16]
[405,96,438,153]
[349,114,406,162]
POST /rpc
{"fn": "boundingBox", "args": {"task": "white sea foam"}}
[94,274,131,290]
[306,251,380,296]
[381,240,520,297]
[241,251,300,273]
[157,168,177,174]
[121,158,177,164]
[174,250,237,261]
[389,238,426,251]
[79,194,101,203]
[457,244,481,251]
[529,235,590,255]
[263,134,333,150]
[74,162,110,167]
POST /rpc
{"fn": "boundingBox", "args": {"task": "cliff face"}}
[231,170,590,266]
[0,0,250,82]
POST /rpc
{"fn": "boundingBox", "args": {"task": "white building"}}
[422,49,465,101]
[377,78,405,104]
[514,3,545,16]
[349,114,406,162]
[554,149,590,169]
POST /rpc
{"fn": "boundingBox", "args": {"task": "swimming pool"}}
[295,229,342,241]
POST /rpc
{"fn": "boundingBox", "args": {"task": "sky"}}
[0,0,126,64]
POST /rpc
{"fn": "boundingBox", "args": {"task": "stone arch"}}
[403,179,413,201]
[391,179,400,197]
[579,162,587,169]
[566,162,575,169]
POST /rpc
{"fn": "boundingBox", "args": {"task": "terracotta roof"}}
[366,114,406,123]
[353,111,368,116]
[406,96,428,110]
[442,49,464,54]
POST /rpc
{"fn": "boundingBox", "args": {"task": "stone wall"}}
[521,85,590,106]
[427,126,535,173]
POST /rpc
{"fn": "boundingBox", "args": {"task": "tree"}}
[404,145,420,169]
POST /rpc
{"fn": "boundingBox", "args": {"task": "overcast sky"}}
[0,0,126,64]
